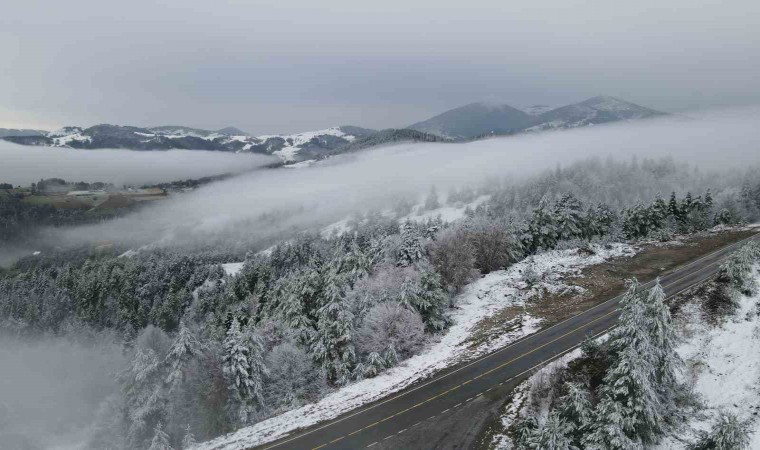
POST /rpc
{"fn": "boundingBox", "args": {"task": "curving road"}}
[256,233,758,450]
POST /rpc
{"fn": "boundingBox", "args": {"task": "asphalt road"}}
[258,233,758,450]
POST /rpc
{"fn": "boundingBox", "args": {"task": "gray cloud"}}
[2,0,760,133]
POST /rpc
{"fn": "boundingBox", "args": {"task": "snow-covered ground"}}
[655,270,760,448]
[486,267,760,450]
[490,349,584,449]
[403,195,491,224]
[194,243,635,450]
[221,262,245,277]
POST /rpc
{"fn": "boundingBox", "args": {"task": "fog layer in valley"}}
[39,108,760,253]
[0,332,126,449]
[0,144,276,186]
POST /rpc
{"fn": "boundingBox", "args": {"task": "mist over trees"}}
[3,154,760,448]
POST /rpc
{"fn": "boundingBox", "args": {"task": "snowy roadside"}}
[654,270,760,449]
[194,243,635,450]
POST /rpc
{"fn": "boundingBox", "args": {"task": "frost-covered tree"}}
[526,413,578,450]
[222,318,258,424]
[311,268,356,385]
[362,351,387,378]
[148,422,174,450]
[165,322,203,391]
[586,281,664,447]
[121,347,167,448]
[466,216,523,273]
[642,280,682,413]
[523,197,558,253]
[397,222,425,267]
[181,424,196,449]
[265,342,325,411]
[689,412,750,450]
[355,302,425,358]
[426,227,477,292]
[554,193,586,242]
[557,382,593,443]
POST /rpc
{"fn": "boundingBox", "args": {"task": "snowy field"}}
[655,270,760,448]
[194,243,634,449]
[489,267,760,449]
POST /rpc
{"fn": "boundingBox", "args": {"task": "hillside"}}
[408,102,538,139]
[528,95,665,131]
[2,124,378,163]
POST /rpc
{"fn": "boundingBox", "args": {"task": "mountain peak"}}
[216,126,249,136]
[408,102,536,139]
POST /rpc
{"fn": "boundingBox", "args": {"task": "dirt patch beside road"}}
[528,229,757,325]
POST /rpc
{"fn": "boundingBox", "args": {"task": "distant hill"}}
[408,102,537,139]
[0,96,666,163]
[527,95,665,131]
[327,128,450,156]
[0,128,46,138]
[2,124,379,163]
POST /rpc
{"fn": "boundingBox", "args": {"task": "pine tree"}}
[650,194,668,230]
[311,268,356,385]
[243,324,269,409]
[587,281,663,447]
[689,412,750,450]
[528,413,578,450]
[181,424,196,449]
[383,343,399,367]
[668,192,679,219]
[397,222,424,267]
[165,322,203,391]
[223,318,256,424]
[363,351,386,378]
[642,280,682,413]
[558,382,593,444]
[554,193,585,241]
[148,422,174,450]
[523,196,558,253]
[121,348,167,448]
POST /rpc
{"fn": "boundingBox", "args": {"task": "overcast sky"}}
[2,0,759,134]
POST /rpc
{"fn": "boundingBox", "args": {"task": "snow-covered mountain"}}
[407,96,666,139]
[2,124,377,163]
[527,95,665,131]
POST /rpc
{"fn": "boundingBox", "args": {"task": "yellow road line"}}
[266,233,758,450]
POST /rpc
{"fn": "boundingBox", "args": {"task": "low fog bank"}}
[32,108,760,252]
[0,143,276,186]
[0,331,126,450]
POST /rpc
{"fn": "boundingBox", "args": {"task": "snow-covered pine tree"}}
[642,280,682,414]
[311,267,356,385]
[397,222,424,267]
[121,347,168,448]
[527,412,578,450]
[383,342,399,367]
[148,422,174,450]
[557,382,593,444]
[689,411,750,450]
[165,322,203,391]
[588,280,663,447]
[554,193,585,242]
[668,192,679,220]
[222,318,255,425]
[522,196,558,253]
[363,351,386,378]
[181,424,196,449]
[650,194,668,230]
[242,324,269,410]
